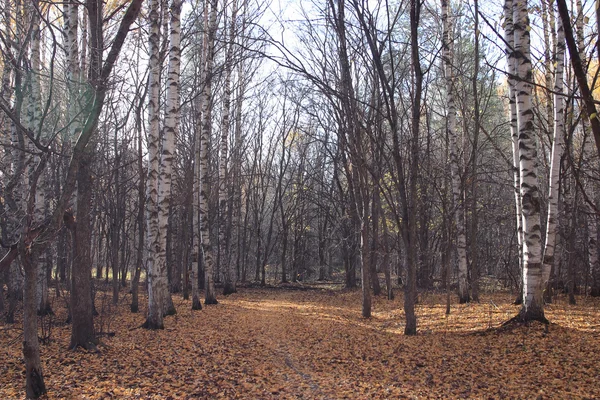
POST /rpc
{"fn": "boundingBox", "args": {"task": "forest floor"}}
[1,284,600,399]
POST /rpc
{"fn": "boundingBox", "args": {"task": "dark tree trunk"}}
[5,264,20,323]
[132,96,145,314]
[381,201,393,300]
[343,234,357,288]
[318,230,327,281]
[22,249,47,398]
[469,0,481,303]
[0,273,4,315]
[69,155,97,351]
[110,218,120,305]
[556,0,600,157]
[370,187,382,296]
[57,229,68,282]
[402,0,422,335]
[281,229,289,283]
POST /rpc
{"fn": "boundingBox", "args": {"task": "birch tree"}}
[155,0,182,315]
[504,0,524,301]
[221,0,238,295]
[442,0,469,303]
[190,5,207,310]
[144,0,172,329]
[542,9,566,301]
[199,0,219,305]
[511,0,546,322]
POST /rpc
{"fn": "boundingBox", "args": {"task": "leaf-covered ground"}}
[1,286,600,399]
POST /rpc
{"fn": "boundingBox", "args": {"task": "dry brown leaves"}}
[1,287,599,399]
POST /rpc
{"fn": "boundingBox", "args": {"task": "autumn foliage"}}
[1,287,599,399]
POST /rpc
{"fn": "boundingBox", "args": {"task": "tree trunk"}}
[70,155,97,350]
[22,250,47,398]
[154,0,181,316]
[0,273,4,315]
[370,187,382,296]
[504,0,524,305]
[556,0,600,157]
[220,0,238,296]
[6,259,22,323]
[131,79,146,314]
[469,0,481,302]
[443,0,469,304]
[542,11,566,303]
[200,0,219,305]
[110,148,120,305]
[512,0,546,322]
[144,0,167,329]
[401,0,422,335]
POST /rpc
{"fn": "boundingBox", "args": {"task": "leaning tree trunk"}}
[512,0,545,322]
[542,11,566,302]
[443,0,469,304]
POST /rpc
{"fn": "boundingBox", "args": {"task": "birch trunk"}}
[504,0,524,300]
[541,0,554,139]
[17,12,47,379]
[200,0,219,305]
[513,0,545,322]
[221,0,238,295]
[443,0,469,303]
[27,2,51,317]
[191,9,208,310]
[542,11,566,298]
[231,0,248,289]
[155,0,182,316]
[64,0,80,144]
[144,0,166,329]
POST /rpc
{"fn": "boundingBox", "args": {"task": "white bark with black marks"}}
[542,11,566,289]
[512,0,545,321]
[144,0,166,329]
[200,0,219,305]
[442,0,469,304]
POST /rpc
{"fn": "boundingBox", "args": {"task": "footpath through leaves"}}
[1,287,600,398]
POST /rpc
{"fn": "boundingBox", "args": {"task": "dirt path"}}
[1,288,600,399]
